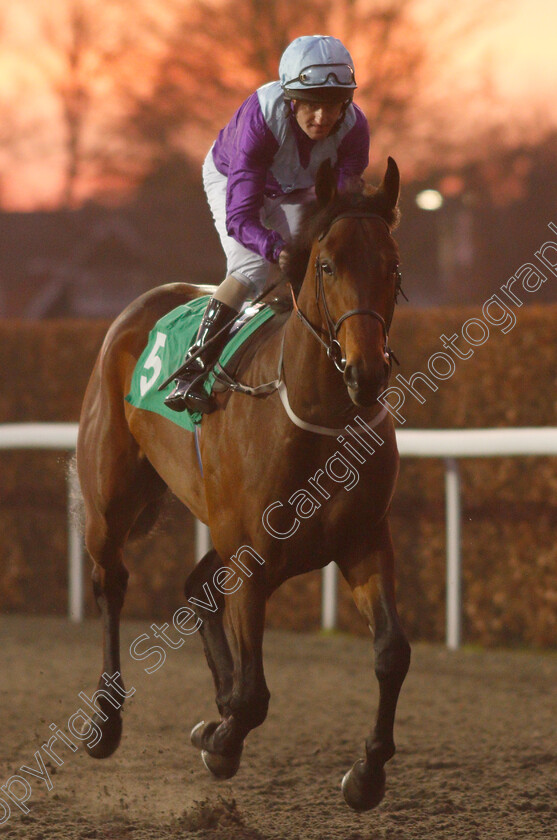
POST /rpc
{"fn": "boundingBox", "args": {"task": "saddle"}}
[126,296,288,431]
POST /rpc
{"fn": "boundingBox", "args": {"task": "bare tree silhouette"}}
[126,0,505,168]
[36,0,152,206]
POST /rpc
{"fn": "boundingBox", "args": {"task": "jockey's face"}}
[292,100,344,140]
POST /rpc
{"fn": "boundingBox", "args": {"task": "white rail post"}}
[195,519,212,562]
[321,563,338,631]
[445,457,462,649]
[67,465,85,622]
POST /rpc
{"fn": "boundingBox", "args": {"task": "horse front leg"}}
[338,519,411,811]
[185,552,234,718]
[188,567,269,780]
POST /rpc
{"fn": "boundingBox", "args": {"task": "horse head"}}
[293,157,401,408]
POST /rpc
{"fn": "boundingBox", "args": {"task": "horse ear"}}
[315,159,338,206]
[378,156,400,213]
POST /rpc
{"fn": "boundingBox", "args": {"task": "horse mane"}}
[284,183,401,295]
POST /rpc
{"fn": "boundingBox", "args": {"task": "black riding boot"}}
[164,298,238,414]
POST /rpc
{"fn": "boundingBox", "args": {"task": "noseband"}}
[290,212,403,374]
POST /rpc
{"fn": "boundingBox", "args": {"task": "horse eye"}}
[321,261,334,276]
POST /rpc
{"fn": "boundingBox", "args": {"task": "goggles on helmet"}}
[283,63,356,89]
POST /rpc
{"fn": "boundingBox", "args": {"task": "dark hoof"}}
[191,721,243,780]
[201,748,243,780]
[83,713,122,759]
[190,720,214,749]
[341,759,386,812]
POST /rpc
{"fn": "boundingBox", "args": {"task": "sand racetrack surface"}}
[0,616,556,840]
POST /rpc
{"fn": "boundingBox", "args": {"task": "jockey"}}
[165,34,370,413]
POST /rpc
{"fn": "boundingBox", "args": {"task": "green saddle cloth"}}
[125,295,275,431]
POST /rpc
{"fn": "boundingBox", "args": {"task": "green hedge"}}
[0,308,556,647]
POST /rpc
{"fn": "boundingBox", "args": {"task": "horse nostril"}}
[344,364,359,390]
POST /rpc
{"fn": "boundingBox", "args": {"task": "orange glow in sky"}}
[466,1,557,98]
[1,0,556,209]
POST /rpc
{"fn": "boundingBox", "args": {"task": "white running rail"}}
[2,423,556,648]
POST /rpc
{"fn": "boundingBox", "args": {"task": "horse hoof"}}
[201,748,243,780]
[341,759,386,812]
[191,720,243,779]
[190,720,217,749]
[190,720,205,747]
[83,713,122,759]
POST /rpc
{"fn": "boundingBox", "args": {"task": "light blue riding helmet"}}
[279,35,357,103]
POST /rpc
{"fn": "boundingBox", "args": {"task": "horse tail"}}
[67,453,85,534]
[69,449,166,544]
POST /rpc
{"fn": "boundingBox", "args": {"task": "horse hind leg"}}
[338,520,411,811]
[78,404,166,759]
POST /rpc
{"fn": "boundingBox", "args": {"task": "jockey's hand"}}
[278,249,290,273]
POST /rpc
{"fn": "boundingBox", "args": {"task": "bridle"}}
[203,211,405,425]
[289,212,404,374]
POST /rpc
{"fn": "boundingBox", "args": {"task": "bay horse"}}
[76,157,410,812]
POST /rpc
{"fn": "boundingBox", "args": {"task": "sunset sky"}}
[449,0,557,100]
[1,0,556,209]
